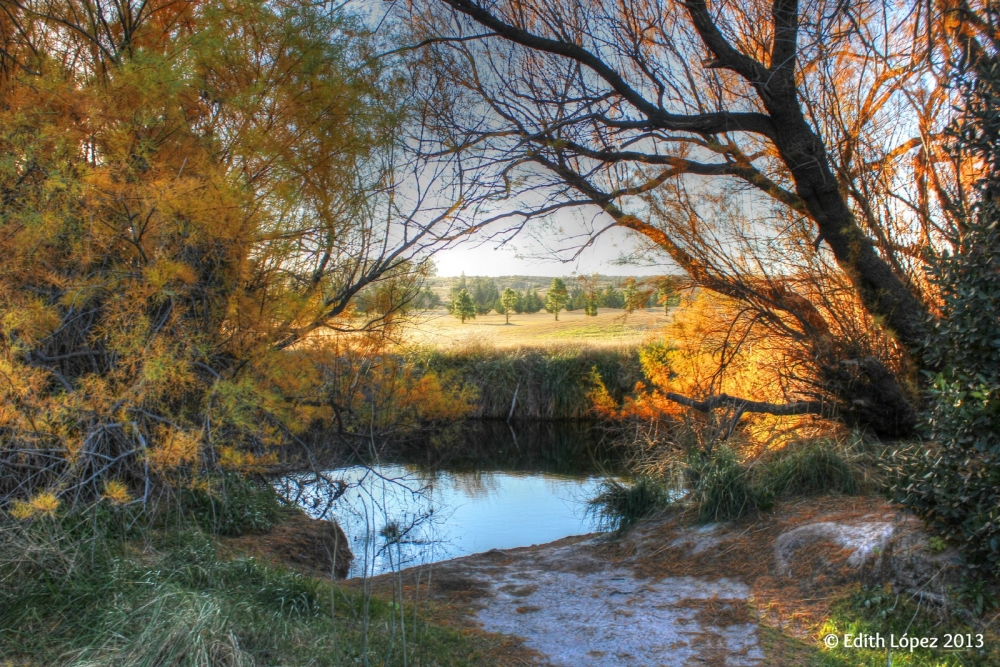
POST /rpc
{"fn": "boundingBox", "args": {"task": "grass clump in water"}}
[626,429,870,526]
[688,447,773,523]
[588,475,673,532]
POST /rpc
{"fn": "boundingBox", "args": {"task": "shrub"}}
[897,51,1000,579]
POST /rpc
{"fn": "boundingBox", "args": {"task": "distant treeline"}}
[412,274,682,314]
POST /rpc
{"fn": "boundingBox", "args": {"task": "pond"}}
[275,422,617,578]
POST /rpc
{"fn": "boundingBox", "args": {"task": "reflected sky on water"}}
[275,464,605,578]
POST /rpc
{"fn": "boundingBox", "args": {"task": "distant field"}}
[422,274,652,299]
[402,307,671,349]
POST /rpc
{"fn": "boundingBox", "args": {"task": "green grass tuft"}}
[688,447,773,523]
[177,472,283,537]
[587,476,673,532]
[758,441,858,498]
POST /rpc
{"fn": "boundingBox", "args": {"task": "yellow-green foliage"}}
[0,0,420,505]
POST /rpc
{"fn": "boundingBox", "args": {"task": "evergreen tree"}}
[655,277,680,313]
[900,49,1000,581]
[470,276,500,314]
[513,289,526,313]
[577,275,600,316]
[544,278,569,320]
[522,287,544,313]
[413,287,441,310]
[447,273,469,306]
[599,284,624,308]
[566,285,586,311]
[451,289,477,323]
[622,277,645,315]
[498,287,519,324]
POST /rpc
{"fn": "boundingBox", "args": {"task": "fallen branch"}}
[660,391,830,441]
[662,392,828,417]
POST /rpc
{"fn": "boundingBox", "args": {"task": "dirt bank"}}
[223,507,354,578]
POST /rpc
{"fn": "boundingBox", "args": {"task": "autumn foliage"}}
[0,0,429,510]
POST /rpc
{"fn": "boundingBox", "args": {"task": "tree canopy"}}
[0,0,468,504]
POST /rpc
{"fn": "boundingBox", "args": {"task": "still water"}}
[275,464,605,578]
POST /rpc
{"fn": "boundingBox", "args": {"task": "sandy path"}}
[362,497,948,666]
[471,539,764,666]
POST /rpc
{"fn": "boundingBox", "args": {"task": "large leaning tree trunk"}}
[401,0,976,435]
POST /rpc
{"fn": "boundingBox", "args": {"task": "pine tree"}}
[544,278,569,320]
[498,287,519,324]
[452,289,477,323]
[470,277,500,314]
[656,277,679,314]
[448,273,469,306]
[522,287,544,313]
[599,284,624,308]
[413,287,441,310]
[622,277,644,315]
[513,290,526,313]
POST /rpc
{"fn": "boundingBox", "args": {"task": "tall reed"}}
[411,343,644,420]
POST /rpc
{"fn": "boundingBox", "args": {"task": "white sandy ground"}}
[475,542,764,666]
[376,500,955,666]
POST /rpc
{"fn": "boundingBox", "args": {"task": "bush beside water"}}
[179,473,283,537]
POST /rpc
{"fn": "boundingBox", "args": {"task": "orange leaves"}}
[403,370,478,421]
[0,299,60,347]
[586,366,620,419]
[143,260,198,294]
[217,446,276,473]
[0,0,425,509]
[9,492,60,519]
[147,427,201,472]
[101,480,133,505]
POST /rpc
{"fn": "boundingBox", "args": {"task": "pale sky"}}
[432,225,676,277]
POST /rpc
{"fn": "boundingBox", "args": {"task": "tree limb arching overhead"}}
[412,0,970,354]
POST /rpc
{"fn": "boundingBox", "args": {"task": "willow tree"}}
[406,0,977,435]
[0,0,469,506]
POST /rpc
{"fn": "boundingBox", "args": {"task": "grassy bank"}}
[589,435,882,528]
[0,490,522,666]
[410,343,644,421]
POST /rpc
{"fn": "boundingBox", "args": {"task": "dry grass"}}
[401,308,671,350]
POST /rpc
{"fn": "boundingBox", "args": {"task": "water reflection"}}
[275,464,604,578]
